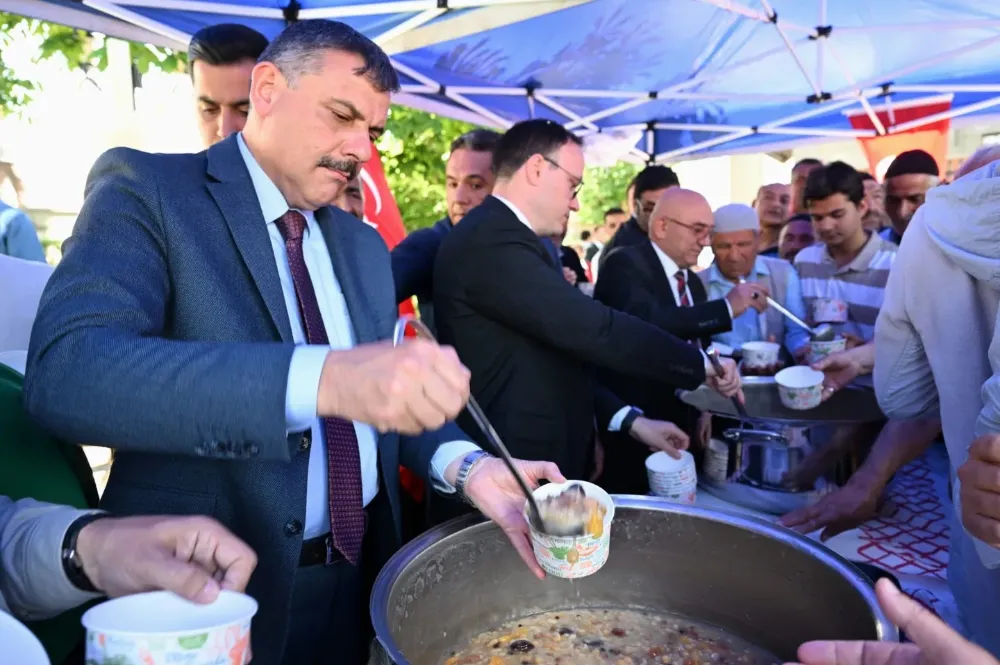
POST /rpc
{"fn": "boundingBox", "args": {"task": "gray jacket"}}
[0,496,98,620]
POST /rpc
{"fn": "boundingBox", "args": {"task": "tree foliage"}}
[0,13,185,115]
[575,161,639,228]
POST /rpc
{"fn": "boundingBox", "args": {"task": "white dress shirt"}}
[492,194,634,431]
[238,135,477,538]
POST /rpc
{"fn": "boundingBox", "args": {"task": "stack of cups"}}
[646,450,697,504]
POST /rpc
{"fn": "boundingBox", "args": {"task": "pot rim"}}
[370,496,898,665]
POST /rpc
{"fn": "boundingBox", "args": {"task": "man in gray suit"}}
[24,20,561,665]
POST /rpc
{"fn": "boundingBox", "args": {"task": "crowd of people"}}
[2,15,1000,665]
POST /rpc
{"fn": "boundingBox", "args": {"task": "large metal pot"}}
[371,497,896,665]
[681,377,885,514]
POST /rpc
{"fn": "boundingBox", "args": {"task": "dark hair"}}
[793,157,823,171]
[604,207,624,219]
[188,24,269,76]
[580,230,592,241]
[632,165,680,201]
[858,171,876,183]
[803,161,865,207]
[492,119,582,180]
[786,213,814,225]
[259,19,399,93]
[450,129,501,154]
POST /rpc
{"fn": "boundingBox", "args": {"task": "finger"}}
[778,506,814,528]
[673,432,691,451]
[959,459,1000,492]
[161,518,257,594]
[504,526,545,580]
[426,344,472,398]
[875,578,978,664]
[794,639,920,665]
[963,485,1000,521]
[522,461,567,485]
[142,553,221,603]
[962,513,1000,547]
[970,434,1000,465]
[661,444,682,459]
[415,363,466,424]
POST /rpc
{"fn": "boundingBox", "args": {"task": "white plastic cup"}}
[741,341,781,369]
[646,450,698,504]
[525,481,615,579]
[775,366,825,410]
[807,337,848,365]
[0,612,50,665]
[82,590,258,665]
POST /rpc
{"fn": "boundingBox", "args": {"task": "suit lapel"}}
[315,207,382,345]
[206,136,293,342]
[638,241,678,307]
[689,269,708,305]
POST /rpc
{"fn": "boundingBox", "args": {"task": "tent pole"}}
[891,84,1000,94]
[391,57,512,127]
[835,20,1000,32]
[687,0,812,33]
[449,86,536,96]
[825,40,886,135]
[887,95,1000,134]
[664,37,813,95]
[654,130,755,163]
[816,0,827,91]
[87,0,282,17]
[759,0,822,97]
[374,8,446,46]
[564,96,652,130]
[301,0,567,19]
[535,94,597,130]
[83,0,192,45]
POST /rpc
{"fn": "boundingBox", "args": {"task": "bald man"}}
[753,182,791,257]
[593,188,765,494]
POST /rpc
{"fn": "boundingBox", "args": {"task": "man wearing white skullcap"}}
[698,203,810,359]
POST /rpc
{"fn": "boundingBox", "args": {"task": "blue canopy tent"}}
[6,0,1000,163]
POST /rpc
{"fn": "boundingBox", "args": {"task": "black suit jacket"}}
[391,218,452,333]
[433,196,706,483]
[560,245,589,283]
[592,241,732,493]
[597,216,646,272]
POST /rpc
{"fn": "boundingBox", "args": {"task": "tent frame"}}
[75,0,1000,162]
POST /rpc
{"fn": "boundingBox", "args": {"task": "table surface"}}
[693,443,960,632]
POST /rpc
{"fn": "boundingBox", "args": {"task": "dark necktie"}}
[674,270,692,307]
[275,210,365,565]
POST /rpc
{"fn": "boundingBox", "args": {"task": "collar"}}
[707,256,770,285]
[650,241,686,279]
[237,133,315,234]
[822,231,883,273]
[492,195,535,233]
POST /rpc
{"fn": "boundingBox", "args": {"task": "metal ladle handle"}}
[738,277,820,337]
[391,315,547,533]
[706,347,748,420]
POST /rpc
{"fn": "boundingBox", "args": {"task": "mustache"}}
[317,156,359,180]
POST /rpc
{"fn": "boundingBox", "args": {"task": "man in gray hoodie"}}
[875,158,1000,656]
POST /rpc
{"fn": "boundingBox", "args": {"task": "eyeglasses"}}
[665,215,713,240]
[543,156,584,197]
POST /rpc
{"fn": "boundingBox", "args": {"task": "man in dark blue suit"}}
[24,20,561,665]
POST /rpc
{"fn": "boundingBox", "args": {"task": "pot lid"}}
[678,378,885,425]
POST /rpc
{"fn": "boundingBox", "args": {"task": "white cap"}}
[713,203,759,234]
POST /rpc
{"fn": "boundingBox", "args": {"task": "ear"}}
[249,61,284,118]
[856,197,869,219]
[523,154,547,187]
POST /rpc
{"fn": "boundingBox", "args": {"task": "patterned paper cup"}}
[0,611,50,665]
[807,337,848,365]
[646,451,698,504]
[812,298,848,323]
[525,481,615,579]
[82,590,257,665]
[775,366,825,410]
[740,341,781,369]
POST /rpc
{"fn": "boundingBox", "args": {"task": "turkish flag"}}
[358,144,424,502]
[846,96,951,179]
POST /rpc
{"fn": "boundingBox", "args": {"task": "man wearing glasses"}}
[432,120,743,508]
[593,188,767,494]
[597,165,680,273]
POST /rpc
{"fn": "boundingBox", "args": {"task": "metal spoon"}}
[391,316,567,536]
[738,278,836,342]
[706,347,748,419]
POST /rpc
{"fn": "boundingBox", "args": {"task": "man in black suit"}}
[594,188,768,494]
[597,165,679,273]
[391,129,500,332]
[433,120,742,495]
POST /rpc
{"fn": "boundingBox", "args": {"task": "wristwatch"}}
[455,450,491,498]
[621,408,642,435]
[61,512,107,593]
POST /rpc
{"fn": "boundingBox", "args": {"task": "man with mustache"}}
[25,21,563,665]
[392,129,500,333]
[753,182,791,257]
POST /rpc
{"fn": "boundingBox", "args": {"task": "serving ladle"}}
[391,316,580,537]
[738,277,835,342]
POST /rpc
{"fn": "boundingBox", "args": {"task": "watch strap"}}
[455,450,490,497]
[62,512,106,593]
[621,408,642,435]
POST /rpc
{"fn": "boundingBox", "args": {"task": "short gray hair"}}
[259,19,399,93]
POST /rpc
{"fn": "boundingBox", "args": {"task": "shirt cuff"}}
[724,298,734,320]
[608,406,637,432]
[285,345,330,434]
[429,440,481,494]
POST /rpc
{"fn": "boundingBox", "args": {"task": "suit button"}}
[284,519,303,537]
[299,430,312,452]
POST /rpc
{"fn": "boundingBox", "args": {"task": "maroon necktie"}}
[275,210,365,565]
[674,270,692,307]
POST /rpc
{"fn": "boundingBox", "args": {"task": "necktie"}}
[674,270,692,307]
[275,210,365,565]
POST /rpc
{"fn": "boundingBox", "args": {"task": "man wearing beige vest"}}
[699,204,810,360]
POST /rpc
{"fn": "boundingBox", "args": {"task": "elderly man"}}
[753,183,791,257]
[860,172,890,232]
[700,204,809,359]
[880,149,939,245]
